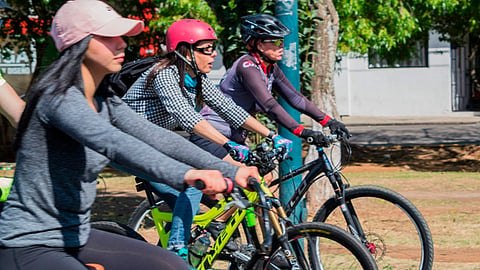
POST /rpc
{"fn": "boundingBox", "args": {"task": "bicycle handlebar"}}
[242,134,343,176]
[196,176,272,249]
[193,177,235,194]
[194,179,206,190]
[305,133,341,147]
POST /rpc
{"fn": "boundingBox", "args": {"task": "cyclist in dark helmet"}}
[200,13,350,148]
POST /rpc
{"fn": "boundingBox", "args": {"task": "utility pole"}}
[275,0,306,223]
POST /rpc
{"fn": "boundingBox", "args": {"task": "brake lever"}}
[226,190,251,210]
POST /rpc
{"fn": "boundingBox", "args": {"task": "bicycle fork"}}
[269,198,304,270]
[328,170,375,253]
[320,152,375,254]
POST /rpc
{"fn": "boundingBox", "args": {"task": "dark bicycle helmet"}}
[240,14,291,43]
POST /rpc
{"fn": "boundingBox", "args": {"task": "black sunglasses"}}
[262,39,284,47]
[193,44,217,55]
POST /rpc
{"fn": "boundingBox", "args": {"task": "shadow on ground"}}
[348,144,480,172]
[91,194,145,224]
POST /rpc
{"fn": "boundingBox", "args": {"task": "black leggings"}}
[0,229,189,270]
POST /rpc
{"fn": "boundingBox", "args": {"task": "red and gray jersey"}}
[201,53,328,141]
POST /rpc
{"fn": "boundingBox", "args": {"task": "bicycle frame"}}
[137,176,304,270]
[138,178,267,270]
[269,145,368,242]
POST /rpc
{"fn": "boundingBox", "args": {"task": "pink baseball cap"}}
[50,0,144,52]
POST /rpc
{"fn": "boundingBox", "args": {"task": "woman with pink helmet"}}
[122,19,292,262]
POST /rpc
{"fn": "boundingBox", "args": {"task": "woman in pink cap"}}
[0,1,259,269]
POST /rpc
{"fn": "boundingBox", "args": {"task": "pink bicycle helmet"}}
[166,19,217,52]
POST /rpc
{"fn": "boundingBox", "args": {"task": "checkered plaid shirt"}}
[122,65,250,133]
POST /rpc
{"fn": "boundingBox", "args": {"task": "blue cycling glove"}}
[268,131,293,160]
[223,141,250,162]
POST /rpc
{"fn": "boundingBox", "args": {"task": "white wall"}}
[334,48,453,117]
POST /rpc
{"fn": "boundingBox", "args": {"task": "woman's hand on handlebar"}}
[269,133,292,159]
[300,128,330,147]
[233,166,260,190]
[184,169,227,195]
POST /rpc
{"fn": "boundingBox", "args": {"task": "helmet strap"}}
[174,48,201,76]
[188,45,201,76]
[251,38,278,65]
[252,52,272,75]
[261,53,277,65]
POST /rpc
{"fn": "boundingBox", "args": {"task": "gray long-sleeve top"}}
[0,85,238,248]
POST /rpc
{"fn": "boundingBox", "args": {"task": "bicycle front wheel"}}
[263,222,378,270]
[313,185,434,270]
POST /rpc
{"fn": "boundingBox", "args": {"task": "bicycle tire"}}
[259,222,378,270]
[127,198,169,245]
[312,185,434,270]
[91,220,147,242]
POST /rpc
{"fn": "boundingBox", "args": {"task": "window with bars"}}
[368,41,429,68]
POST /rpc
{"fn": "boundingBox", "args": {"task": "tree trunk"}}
[305,0,340,213]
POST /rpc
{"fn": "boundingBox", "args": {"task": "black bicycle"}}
[261,134,434,270]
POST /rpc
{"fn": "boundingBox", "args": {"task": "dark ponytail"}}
[14,36,93,150]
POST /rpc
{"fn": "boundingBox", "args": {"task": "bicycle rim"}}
[313,185,434,270]
[264,222,378,270]
[127,199,168,245]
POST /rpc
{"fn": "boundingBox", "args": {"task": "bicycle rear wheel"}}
[127,198,168,245]
[313,185,434,270]
[263,222,378,270]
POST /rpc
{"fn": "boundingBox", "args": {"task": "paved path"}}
[341,116,480,146]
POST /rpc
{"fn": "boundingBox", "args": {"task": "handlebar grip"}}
[228,149,238,158]
[194,180,206,190]
[247,177,258,189]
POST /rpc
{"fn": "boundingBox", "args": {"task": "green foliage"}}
[205,0,266,67]
[430,0,477,45]
[0,0,62,68]
[0,0,222,74]
[108,0,220,60]
[205,0,319,96]
[2,0,475,91]
[297,0,321,97]
[334,0,451,64]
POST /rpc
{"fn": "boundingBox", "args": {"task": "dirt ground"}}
[331,144,480,269]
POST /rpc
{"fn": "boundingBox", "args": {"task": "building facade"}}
[334,32,479,117]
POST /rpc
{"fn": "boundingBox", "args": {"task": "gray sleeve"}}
[40,89,203,190]
[202,77,250,129]
[106,95,239,180]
